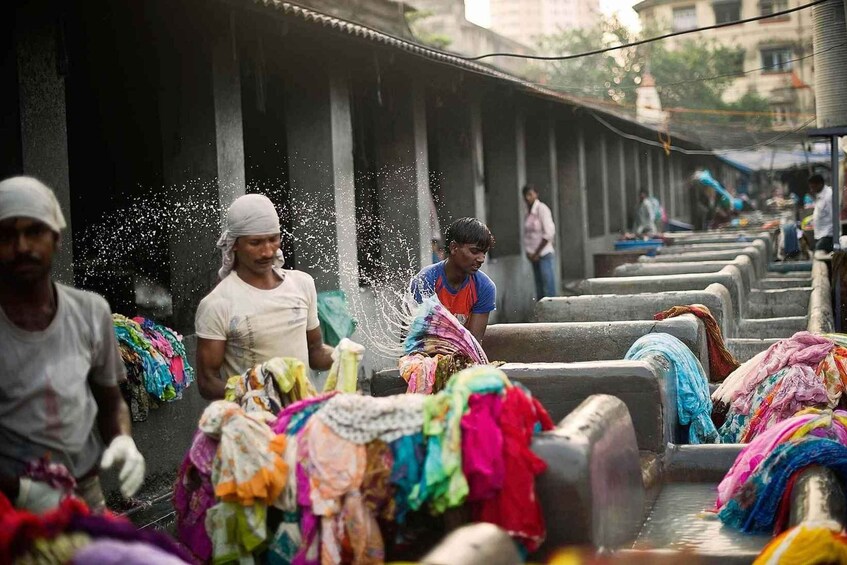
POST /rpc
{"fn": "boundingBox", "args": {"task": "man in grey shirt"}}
[0,176,145,512]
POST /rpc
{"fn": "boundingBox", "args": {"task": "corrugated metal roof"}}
[248,0,709,150]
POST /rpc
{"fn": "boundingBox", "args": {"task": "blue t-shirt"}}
[410,261,496,325]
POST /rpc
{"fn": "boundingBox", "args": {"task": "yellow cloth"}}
[754,523,847,564]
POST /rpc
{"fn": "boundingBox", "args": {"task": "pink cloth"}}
[733,332,833,414]
[461,394,505,501]
[173,430,218,562]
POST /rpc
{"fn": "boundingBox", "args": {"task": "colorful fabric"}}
[273,392,338,437]
[461,393,505,502]
[23,458,77,494]
[410,260,497,325]
[315,393,425,444]
[118,346,151,422]
[205,501,267,563]
[362,440,396,521]
[225,357,315,416]
[18,532,90,565]
[323,338,364,393]
[300,417,366,517]
[198,401,287,505]
[399,352,475,395]
[654,304,740,381]
[70,538,189,565]
[473,386,551,552]
[718,438,847,533]
[389,433,425,524]
[173,430,218,562]
[715,409,847,508]
[403,295,488,363]
[625,333,719,444]
[754,523,847,564]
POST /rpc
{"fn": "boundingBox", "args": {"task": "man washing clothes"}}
[410,217,496,342]
[0,176,145,513]
[195,194,338,399]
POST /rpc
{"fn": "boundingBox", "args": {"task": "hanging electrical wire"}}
[464,0,827,61]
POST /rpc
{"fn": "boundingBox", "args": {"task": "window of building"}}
[761,47,792,72]
[760,0,789,16]
[672,5,698,31]
[772,105,789,124]
[713,0,741,24]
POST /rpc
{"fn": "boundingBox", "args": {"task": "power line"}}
[464,0,827,61]
[589,110,816,155]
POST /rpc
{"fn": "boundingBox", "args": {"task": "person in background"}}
[809,174,834,252]
[0,176,144,513]
[194,194,336,400]
[410,218,496,342]
[522,184,557,300]
[634,189,657,235]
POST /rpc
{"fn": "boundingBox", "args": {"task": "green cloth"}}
[317,291,356,347]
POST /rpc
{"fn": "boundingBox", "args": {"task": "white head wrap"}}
[216,194,284,279]
[0,176,67,233]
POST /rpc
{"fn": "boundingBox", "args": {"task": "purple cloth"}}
[294,439,320,565]
[273,392,338,435]
[173,431,217,562]
[461,393,504,501]
[68,514,196,563]
[72,539,188,564]
[733,332,834,414]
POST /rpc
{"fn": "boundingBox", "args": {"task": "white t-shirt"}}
[814,185,834,239]
[0,284,125,479]
[195,270,321,380]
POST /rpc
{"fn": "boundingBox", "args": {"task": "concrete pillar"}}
[470,100,487,223]
[157,5,246,330]
[212,9,246,213]
[555,119,585,280]
[372,75,430,279]
[668,155,676,218]
[631,143,641,231]
[618,137,627,231]
[431,95,481,222]
[15,5,73,284]
[578,128,592,276]
[284,64,357,296]
[646,149,654,197]
[482,96,523,257]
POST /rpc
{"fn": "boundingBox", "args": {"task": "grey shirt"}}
[0,283,125,479]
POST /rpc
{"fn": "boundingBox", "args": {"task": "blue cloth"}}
[390,433,426,523]
[532,253,556,300]
[719,438,847,533]
[410,260,496,315]
[625,333,719,444]
[782,222,800,256]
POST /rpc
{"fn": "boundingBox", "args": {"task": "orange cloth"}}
[655,304,740,381]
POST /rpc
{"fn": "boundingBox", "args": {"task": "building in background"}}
[634,0,815,129]
[404,0,537,76]
[488,0,601,46]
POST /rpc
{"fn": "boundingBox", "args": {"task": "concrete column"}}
[657,152,666,213]
[372,75,430,279]
[284,63,357,295]
[157,5,245,330]
[555,119,585,280]
[618,137,627,231]
[646,149,654,197]
[212,9,246,213]
[16,6,73,284]
[470,101,486,223]
[631,143,641,231]
[432,95,479,222]
[600,134,610,235]
[668,156,676,218]
[578,128,592,276]
[548,122,561,292]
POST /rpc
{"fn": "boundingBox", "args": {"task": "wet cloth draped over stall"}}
[711,332,847,443]
[400,295,488,394]
[654,304,740,380]
[625,333,719,444]
[112,314,194,421]
[175,366,555,563]
[225,357,317,416]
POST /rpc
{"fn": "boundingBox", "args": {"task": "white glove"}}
[16,477,63,514]
[101,435,145,498]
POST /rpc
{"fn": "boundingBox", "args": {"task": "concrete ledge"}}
[614,256,755,295]
[789,467,846,529]
[532,394,644,556]
[482,315,710,376]
[808,260,834,334]
[662,443,744,483]
[746,287,812,319]
[535,283,736,337]
[641,246,765,280]
[421,524,521,565]
[727,338,778,362]
[577,265,746,321]
[768,261,813,273]
[738,317,808,339]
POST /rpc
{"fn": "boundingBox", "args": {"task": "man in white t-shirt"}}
[0,176,145,513]
[809,174,834,252]
[194,194,335,399]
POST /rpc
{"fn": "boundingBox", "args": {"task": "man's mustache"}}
[1,255,41,268]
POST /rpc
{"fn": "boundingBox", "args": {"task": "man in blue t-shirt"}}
[410,217,496,342]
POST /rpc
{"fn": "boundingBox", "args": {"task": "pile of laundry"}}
[711,332,847,443]
[625,333,719,444]
[712,409,847,562]
[112,314,195,421]
[400,296,488,394]
[0,493,193,564]
[174,365,554,564]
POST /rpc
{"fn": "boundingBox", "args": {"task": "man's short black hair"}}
[522,184,537,196]
[444,217,495,252]
[809,174,825,185]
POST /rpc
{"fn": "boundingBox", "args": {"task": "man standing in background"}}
[809,174,834,252]
[522,184,557,300]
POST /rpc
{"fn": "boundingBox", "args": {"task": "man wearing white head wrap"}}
[195,193,335,399]
[0,176,145,513]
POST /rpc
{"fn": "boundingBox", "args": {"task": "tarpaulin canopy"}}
[718,143,835,174]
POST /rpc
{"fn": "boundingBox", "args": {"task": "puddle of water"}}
[633,482,770,554]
